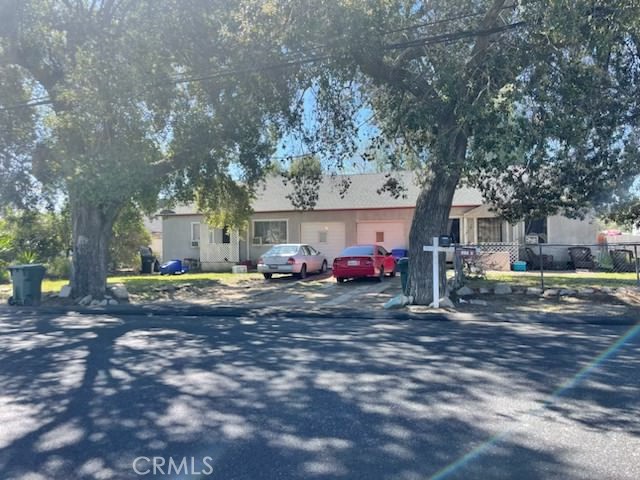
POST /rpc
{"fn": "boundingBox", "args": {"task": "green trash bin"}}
[7,264,47,306]
[396,257,410,294]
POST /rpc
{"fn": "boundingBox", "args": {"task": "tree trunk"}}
[408,130,467,305]
[70,200,117,299]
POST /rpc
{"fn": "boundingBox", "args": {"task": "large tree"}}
[0,0,295,297]
[276,0,640,304]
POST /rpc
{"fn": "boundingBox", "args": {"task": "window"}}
[318,231,328,243]
[208,230,215,244]
[191,222,200,246]
[222,226,231,244]
[377,246,388,256]
[341,245,375,256]
[477,218,503,243]
[265,245,299,256]
[525,217,547,243]
[376,231,385,243]
[253,220,287,245]
[307,245,319,255]
[448,218,460,244]
[302,246,311,256]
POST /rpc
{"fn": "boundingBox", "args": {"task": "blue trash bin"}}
[391,248,409,260]
[160,259,183,275]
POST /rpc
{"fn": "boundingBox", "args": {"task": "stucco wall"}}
[246,208,416,262]
[162,214,202,262]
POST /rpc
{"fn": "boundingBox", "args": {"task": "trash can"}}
[139,247,155,274]
[396,257,410,294]
[7,264,46,306]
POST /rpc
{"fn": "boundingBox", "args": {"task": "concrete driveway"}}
[0,309,639,479]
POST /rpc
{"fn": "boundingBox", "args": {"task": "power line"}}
[1,8,527,109]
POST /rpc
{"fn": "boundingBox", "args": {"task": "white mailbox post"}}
[423,236,455,308]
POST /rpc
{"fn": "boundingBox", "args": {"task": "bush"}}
[0,261,8,283]
[46,256,72,279]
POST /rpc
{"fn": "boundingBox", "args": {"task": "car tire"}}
[320,261,328,273]
[7,296,15,306]
[336,277,345,283]
[263,273,273,280]
[389,269,396,277]
[298,264,307,279]
[378,267,384,282]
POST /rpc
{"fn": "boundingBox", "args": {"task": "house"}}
[161,171,602,271]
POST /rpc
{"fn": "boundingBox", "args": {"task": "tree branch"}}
[466,0,509,70]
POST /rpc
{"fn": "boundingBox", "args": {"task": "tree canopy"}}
[0,0,298,296]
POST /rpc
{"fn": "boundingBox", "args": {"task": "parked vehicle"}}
[333,244,397,283]
[257,244,328,280]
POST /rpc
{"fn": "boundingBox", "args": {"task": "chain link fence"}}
[454,242,640,291]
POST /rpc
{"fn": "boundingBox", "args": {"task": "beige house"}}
[161,172,601,271]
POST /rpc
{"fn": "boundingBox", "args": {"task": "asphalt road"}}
[0,310,638,480]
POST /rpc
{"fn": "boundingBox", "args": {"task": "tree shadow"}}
[0,311,638,479]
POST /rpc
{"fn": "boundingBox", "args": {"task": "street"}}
[0,310,638,479]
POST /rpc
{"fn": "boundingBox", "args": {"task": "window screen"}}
[477,218,503,243]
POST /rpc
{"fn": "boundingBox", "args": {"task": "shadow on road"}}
[0,311,638,479]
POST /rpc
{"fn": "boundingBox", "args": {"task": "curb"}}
[0,303,638,326]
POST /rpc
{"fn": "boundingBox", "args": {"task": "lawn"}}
[467,270,640,290]
[0,272,264,300]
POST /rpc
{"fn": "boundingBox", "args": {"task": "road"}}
[0,309,638,479]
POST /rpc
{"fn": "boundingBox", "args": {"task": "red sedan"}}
[333,244,398,283]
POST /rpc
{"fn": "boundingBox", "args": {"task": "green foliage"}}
[109,204,152,270]
[601,196,640,230]
[0,209,69,264]
[15,250,38,264]
[277,0,640,222]
[46,256,72,279]
[280,156,323,210]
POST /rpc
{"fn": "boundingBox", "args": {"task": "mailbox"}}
[438,235,452,247]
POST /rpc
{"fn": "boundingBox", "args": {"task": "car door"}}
[378,246,395,272]
[306,245,322,271]
[301,245,316,271]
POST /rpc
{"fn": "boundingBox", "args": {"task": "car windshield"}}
[265,245,299,256]
[341,246,374,256]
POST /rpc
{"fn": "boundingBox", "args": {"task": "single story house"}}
[161,171,601,271]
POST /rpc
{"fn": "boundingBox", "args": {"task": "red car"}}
[333,244,397,283]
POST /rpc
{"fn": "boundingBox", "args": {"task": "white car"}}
[257,244,328,279]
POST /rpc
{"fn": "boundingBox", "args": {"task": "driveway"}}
[147,274,402,310]
[0,310,639,479]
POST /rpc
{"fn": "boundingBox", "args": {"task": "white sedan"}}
[257,244,328,279]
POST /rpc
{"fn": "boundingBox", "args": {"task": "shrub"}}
[46,256,72,279]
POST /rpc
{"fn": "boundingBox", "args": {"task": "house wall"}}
[247,206,477,263]
[162,214,202,263]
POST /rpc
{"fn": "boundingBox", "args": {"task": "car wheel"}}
[389,268,396,277]
[336,277,345,283]
[299,264,307,279]
[7,296,15,306]
[320,261,328,273]
[263,273,273,280]
[378,267,384,282]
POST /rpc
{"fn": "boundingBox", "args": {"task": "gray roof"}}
[252,171,483,212]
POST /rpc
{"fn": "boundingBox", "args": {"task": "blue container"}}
[512,261,527,272]
[160,259,183,275]
[391,248,409,259]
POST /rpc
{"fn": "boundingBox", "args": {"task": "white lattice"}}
[200,229,240,264]
[472,242,520,264]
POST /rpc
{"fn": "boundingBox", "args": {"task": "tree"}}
[109,204,151,271]
[0,1,296,297]
[276,0,640,304]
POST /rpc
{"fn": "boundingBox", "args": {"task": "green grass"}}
[0,272,264,299]
[466,271,640,289]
